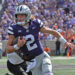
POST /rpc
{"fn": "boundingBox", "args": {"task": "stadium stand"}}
[0,0,75,56]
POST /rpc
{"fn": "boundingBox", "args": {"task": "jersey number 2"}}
[25,34,38,51]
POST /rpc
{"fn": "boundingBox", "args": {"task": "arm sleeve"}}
[8,26,14,35]
[36,19,43,31]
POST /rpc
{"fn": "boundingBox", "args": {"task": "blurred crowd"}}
[0,0,75,43]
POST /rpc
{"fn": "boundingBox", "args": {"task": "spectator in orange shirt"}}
[44,46,51,55]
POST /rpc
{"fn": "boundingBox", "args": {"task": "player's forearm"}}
[41,27,61,39]
[6,44,19,53]
[40,26,67,44]
[48,29,67,44]
[46,29,67,44]
[48,29,61,39]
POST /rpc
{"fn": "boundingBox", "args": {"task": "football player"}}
[6,5,75,75]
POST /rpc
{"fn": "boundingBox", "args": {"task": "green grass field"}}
[0,56,75,75]
[52,56,75,75]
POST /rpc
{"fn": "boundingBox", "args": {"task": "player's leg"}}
[26,53,43,75]
[21,61,32,75]
[31,66,42,75]
[27,71,32,75]
[30,52,48,75]
[26,51,53,75]
[42,52,53,75]
[7,60,27,75]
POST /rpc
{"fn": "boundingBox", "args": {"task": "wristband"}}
[13,44,19,50]
[59,36,67,44]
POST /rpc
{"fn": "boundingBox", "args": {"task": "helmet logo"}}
[20,6,22,11]
[17,7,19,12]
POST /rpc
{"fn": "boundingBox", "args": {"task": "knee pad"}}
[42,58,53,73]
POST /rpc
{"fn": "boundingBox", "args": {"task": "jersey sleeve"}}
[37,19,43,29]
[34,19,43,32]
[8,26,14,35]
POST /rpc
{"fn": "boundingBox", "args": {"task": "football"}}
[12,37,18,45]
[12,36,23,45]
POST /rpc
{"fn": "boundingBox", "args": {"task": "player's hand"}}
[65,42,75,49]
[17,36,26,48]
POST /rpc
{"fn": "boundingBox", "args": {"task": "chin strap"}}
[16,22,25,26]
